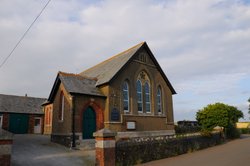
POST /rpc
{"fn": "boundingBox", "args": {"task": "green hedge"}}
[116,133,224,166]
[238,128,250,134]
[175,125,201,134]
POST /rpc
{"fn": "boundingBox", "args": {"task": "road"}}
[139,135,250,166]
[11,134,95,166]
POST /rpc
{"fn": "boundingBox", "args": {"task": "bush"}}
[196,103,243,139]
[238,128,250,134]
[225,125,240,139]
[175,125,201,134]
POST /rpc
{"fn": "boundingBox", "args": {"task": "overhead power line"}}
[0,0,52,69]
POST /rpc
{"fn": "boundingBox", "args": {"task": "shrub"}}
[175,125,201,134]
[239,128,250,134]
[196,103,243,139]
[225,124,240,139]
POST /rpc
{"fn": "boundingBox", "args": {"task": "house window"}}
[136,80,143,113]
[0,115,3,129]
[157,86,162,114]
[145,82,151,113]
[59,92,64,121]
[136,71,151,113]
[46,108,51,126]
[123,81,129,112]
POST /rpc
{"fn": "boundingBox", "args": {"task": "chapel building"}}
[46,42,176,146]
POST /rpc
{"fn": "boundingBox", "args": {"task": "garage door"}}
[9,114,29,134]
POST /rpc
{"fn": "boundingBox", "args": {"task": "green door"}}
[82,107,96,139]
[9,114,29,134]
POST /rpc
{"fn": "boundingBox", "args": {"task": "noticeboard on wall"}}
[111,108,120,121]
[126,121,136,130]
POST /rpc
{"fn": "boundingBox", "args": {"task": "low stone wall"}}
[51,134,80,147]
[51,134,72,147]
[0,129,13,166]
[116,132,224,165]
[117,130,175,139]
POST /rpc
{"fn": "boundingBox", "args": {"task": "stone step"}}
[78,139,96,150]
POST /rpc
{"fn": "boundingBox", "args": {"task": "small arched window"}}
[136,80,143,113]
[123,81,129,112]
[157,86,162,114]
[145,82,151,113]
[59,91,64,121]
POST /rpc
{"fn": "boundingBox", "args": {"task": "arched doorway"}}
[82,107,96,139]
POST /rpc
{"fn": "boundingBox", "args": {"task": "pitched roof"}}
[80,42,176,94]
[0,94,46,114]
[59,72,105,97]
[80,42,145,86]
[47,72,106,102]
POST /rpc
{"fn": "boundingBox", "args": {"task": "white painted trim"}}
[117,130,175,139]
[123,81,130,113]
[34,117,42,134]
[0,115,3,129]
[123,114,166,118]
[104,121,122,124]
[96,140,116,148]
[0,145,12,155]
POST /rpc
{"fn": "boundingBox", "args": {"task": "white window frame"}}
[123,81,129,113]
[157,86,162,114]
[136,80,143,113]
[59,94,64,121]
[145,82,151,113]
[0,115,3,129]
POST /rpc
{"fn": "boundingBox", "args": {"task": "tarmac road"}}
[11,134,95,166]
[139,135,250,166]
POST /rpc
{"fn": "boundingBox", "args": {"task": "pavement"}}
[138,134,250,166]
[11,134,95,166]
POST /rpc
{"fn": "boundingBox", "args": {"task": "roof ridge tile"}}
[59,71,97,81]
[81,41,145,74]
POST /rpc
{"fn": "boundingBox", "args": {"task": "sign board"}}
[126,121,136,130]
[111,108,120,121]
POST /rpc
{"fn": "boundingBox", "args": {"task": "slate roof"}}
[59,72,105,97]
[80,42,176,94]
[80,42,145,86]
[0,94,46,114]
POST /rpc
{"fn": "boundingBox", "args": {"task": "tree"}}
[196,103,243,138]
[248,98,250,115]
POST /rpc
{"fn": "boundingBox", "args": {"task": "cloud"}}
[0,0,250,121]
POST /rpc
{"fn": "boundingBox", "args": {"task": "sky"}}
[0,0,250,121]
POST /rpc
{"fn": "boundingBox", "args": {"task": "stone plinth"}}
[93,129,117,166]
[0,129,13,166]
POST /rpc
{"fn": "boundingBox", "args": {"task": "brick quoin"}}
[81,101,104,132]
[0,140,13,145]
[0,155,11,166]
[94,129,116,166]
[28,115,35,133]
[96,147,115,166]
[0,129,13,166]
[2,114,9,130]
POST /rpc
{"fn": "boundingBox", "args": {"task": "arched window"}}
[145,82,151,113]
[136,71,151,113]
[59,91,64,121]
[123,81,129,112]
[136,80,143,113]
[157,86,162,114]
